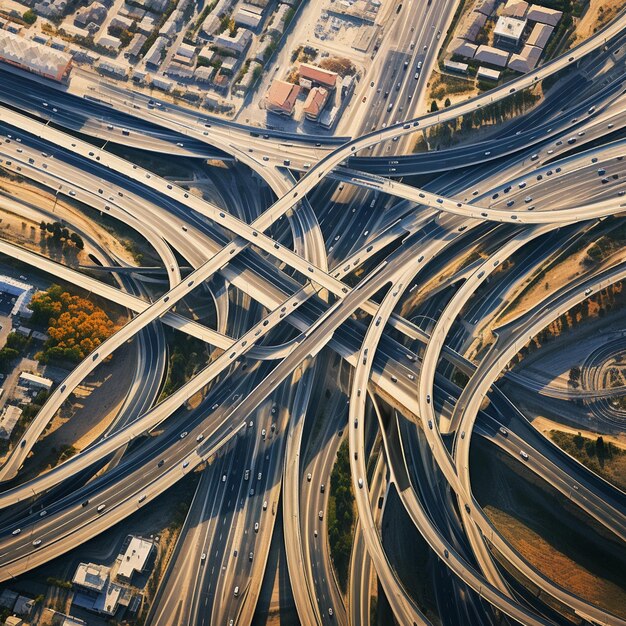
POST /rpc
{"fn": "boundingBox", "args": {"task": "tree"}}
[23,9,37,23]
[444,97,451,107]
[29,285,118,363]
[569,366,581,383]
[430,100,439,112]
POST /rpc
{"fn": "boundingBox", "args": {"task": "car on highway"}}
[519,450,529,461]
[249,552,254,561]
[358,478,364,488]
[32,539,42,547]
[201,552,206,562]
[254,522,259,532]
[329,608,334,617]
[180,431,188,439]
[263,500,268,510]
[12,528,20,535]
[97,504,106,513]
[319,510,324,520]
[307,473,312,481]
[499,427,508,437]
[39,510,47,517]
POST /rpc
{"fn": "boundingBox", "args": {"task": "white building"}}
[494,16,526,48]
[0,406,22,440]
[0,276,33,317]
[19,372,53,392]
[116,536,155,582]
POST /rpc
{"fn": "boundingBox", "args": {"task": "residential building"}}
[474,45,510,67]
[457,11,486,41]
[98,35,123,50]
[526,22,553,48]
[97,59,127,77]
[444,59,469,73]
[299,62,338,89]
[110,15,133,30]
[502,0,528,18]
[477,66,500,81]
[235,7,263,30]
[74,2,107,27]
[493,16,526,49]
[0,31,72,82]
[449,37,477,58]
[474,0,497,15]
[303,86,329,120]
[266,79,300,115]
[214,29,253,55]
[526,4,562,26]
[508,44,542,72]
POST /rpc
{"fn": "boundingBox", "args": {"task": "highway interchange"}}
[0,2,625,626]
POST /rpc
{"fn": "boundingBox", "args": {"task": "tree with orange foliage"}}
[29,285,118,364]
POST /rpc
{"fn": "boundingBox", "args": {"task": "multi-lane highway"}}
[0,4,625,626]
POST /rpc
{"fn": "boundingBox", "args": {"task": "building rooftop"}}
[73,563,110,593]
[117,536,154,581]
[474,45,510,67]
[299,63,338,88]
[266,79,300,115]
[0,406,23,440]
[494,16,526,43]
[477,66,501,80]
[0,31,71,81]
[508,44,542,72]
[527,4,562,26]
[457,11,487,41]
[502,0,528,18]
[19,372,54,389]
[303,86,329,119]
[526,22,553,48]
[449,37,478,58]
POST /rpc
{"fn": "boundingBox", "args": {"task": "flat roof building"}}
[494,16,526,48]
[477,66,501,81]
[444,59,469,73]
[0,406,23,440]
[73,563,110,595]
[19,372,53,391]
[266,79,300,115]
[117,536,155,582]
[0,31,71,82]
[0,276,33,317]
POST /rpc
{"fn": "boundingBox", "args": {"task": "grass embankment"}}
[327,439,355,593]
[549,430,626,492]
[472,439,626,619]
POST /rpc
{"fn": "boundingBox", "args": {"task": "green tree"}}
[444,97,451,107]
[23,9,37,23]
[430,100,439,112]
